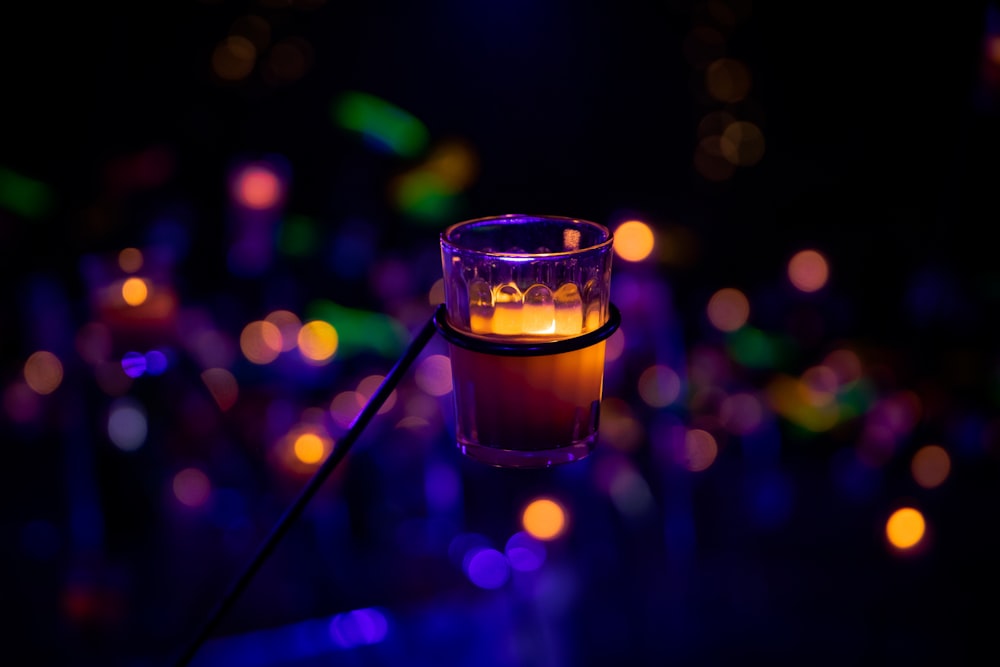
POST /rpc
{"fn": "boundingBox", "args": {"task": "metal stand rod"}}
[171,306,443,667]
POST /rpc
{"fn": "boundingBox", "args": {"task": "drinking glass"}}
[437,214,617,468]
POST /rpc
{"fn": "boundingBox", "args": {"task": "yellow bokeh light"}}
[613,220,655,262]
[297,320,338,364]
[788,249,829,293]
[885,506,926,550]
[522,498,567,541]
[24,350,63,395]
[122,277,149,306]
[118,247,143,273]
[706,287,749,332]
[911,445,951,490]
[293,432,326,464]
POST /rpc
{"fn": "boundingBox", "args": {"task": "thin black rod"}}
[171,307,443,667]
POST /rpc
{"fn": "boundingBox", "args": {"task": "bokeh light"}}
[637,364,682,407]
[707,287,750,332]
[264,309,302,352]
[122,277,149,306]
[613,220,655,262]
[504,531,546,572]
[333,90,430,158]
[122,352,147,379]
[293,432,328,465]
[233,163,283,210]
[240,320,283,365]
[118,247,143,273]
[107,398,148,451]
[201,368,239,411]
[329,391,363,428]
[414,354,452,397]
[911,444,951,489]
[788,249,830,293]
[679,428,719,472]
[885,506,926,550]
[297,320,338,364]
[705,57,752,103]
[522,498,567,541]
[329,608,388,648]
[719,120,765,166]
[212,35,256,81]
[464,547,510,590]
[356,375,397,415]
[173,468,212,508]
[24,351,63,395]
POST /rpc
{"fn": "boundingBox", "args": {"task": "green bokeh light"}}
[0,167,54,219]
[306,299,409,359]
[332,91,429,159]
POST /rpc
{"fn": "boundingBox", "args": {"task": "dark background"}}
[2,2,999,666]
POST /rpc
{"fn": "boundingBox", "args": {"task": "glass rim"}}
[441,213,613,258]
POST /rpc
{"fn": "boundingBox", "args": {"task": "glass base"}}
[456,436,596,469]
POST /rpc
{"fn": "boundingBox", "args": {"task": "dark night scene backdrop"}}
[2,1,1000,666]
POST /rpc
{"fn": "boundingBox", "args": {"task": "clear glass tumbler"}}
[438,214,616,468]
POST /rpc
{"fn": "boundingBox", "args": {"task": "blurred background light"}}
[613,219,655,262]
[885,506,926,550]
[297,320,338,364]
[118,247,143,273]
[0,166,53,218]
[637,364,682,408]
[707,287,750,332]
[241,320,283,365]
[504,531,546,572]
[787,249,830,293]
[911,444,951,489]
[413,354,453,397]
[355,374,397,415]
[121,277,149,306]
[233,163,283,211]
[107,397,148,451]
[201,368,239,411]
[521,498,567,541]
[23,350,63,395]
[679,428,718,472]
[704,57,752,103]
[332,90,430,158]
[173,467,212,509]
[464,547,510,590]
[212,34,256,82]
